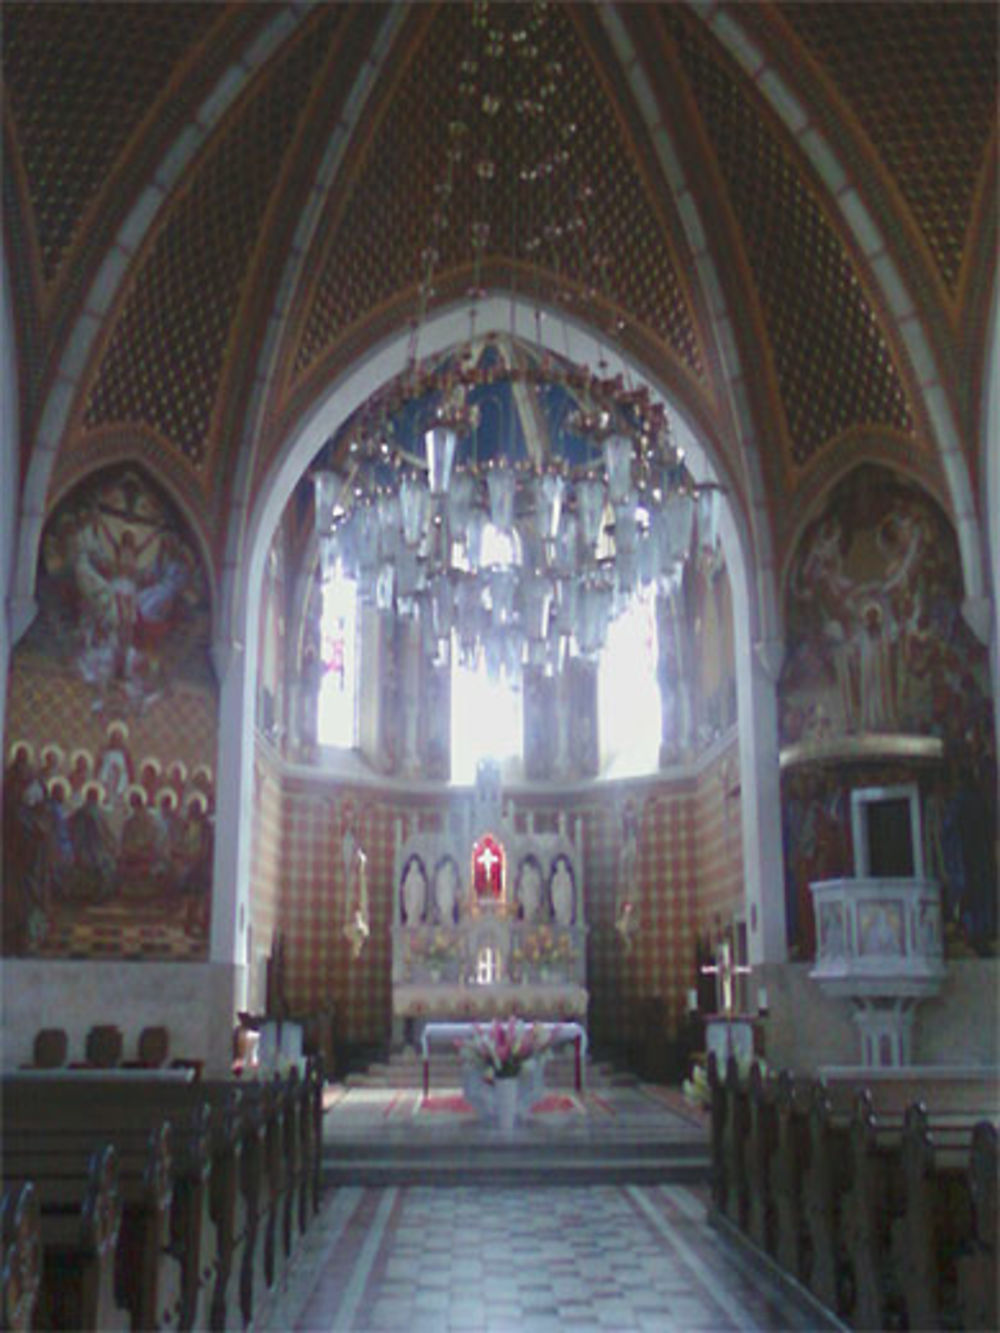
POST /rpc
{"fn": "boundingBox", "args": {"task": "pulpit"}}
[809,783,945,1067]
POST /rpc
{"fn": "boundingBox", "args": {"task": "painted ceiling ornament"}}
[614,799,640,950]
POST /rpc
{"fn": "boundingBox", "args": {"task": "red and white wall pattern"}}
[248,735,744,1050]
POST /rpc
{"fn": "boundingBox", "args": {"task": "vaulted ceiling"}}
[4,2,996,610]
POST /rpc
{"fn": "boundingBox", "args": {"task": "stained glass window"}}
[317,568,358,748]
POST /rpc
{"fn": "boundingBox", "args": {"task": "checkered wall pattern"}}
[264,749,743,1050]
[693,741,745,937]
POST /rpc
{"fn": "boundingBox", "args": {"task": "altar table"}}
[420,1020,587,1095]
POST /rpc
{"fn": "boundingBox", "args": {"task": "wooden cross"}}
[699,940,751,1016]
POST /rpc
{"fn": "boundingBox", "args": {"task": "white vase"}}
[494,1075,519,1136]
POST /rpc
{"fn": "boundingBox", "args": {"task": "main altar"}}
[391,764,588,1038]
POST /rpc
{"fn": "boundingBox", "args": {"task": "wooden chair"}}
[84,1025,123,1069]
[125,1026,169,1069]
[28,1028,68,1069]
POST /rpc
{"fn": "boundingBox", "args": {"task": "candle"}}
[686,988,698,1013]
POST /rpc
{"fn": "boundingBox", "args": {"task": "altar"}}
[391,763,589,1038]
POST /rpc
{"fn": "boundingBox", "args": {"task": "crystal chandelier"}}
[312,339,719,683]
[310,2,721,686]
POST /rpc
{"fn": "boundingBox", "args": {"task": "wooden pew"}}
[746,1062,778,1255]
[3,1124,180,1331]
[1,1183,41,1333]
[768,1070,810,1284]
[820,1072,998,1330]
[889,1104,998,1332]
[305,1058,325,1220]
[706,1054,751,1230]
[706,1051,728,1216]
[957,1121,998,1333]
[2,1078,250,1332]
[1,1144,125,1331]
[799,1082,853,1316]
[837,1093,904,1330]
[1,1063,323,1331]
[710,1061,999,1330]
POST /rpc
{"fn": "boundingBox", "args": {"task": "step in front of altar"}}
[321,1136,710,1187]
[323,1055,711,1187]
[344,1047,597,1091]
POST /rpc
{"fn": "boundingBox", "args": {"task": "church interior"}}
[1,3,998,1327]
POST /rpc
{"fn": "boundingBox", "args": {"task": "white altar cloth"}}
[420,1020,587,1095]
[395,982,588,1022]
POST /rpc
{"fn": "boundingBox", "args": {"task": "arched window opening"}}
[599,588,660,776]
[317,566,358,748]
[451,645,522,784]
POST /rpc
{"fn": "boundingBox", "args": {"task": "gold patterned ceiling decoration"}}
[666,10,914,471]
[81,11,342,476]
[291,2,703,393]
[777,1,997,298]
[2,1,220,288]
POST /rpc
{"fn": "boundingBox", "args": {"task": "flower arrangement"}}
[513,926,575,971]
[456,1017,557,1081]
[409,928,459,967]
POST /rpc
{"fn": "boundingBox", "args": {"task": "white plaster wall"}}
[757,959,999,1073]
[2,960,241,1075]
[914,959,999,1067]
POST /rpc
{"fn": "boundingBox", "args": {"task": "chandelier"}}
[311,2,720,687]
[312,339,720,683]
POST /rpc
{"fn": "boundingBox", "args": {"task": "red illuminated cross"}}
[476,844,500,876]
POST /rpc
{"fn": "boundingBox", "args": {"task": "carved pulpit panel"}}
[472,833,504,901]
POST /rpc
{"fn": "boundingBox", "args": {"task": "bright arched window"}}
[451,643,522,784]
[317,568,358,748]
[599,589,660,775]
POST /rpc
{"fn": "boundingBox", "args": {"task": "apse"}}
[303,333,718,784]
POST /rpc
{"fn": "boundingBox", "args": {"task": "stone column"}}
[736,636,787,965]
[568,657,599,777]
[523,665,556,779]
[207,635,255,1072]
[399,618,422,777]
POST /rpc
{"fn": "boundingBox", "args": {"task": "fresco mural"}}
[780,466,996,957]
[3,466,216,959]
[691,552,737,749]
[256,539,287,749]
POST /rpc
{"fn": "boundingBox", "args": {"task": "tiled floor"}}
[256,1073,839,1332]
[260,1182,834,1332]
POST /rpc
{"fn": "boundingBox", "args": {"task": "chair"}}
[84,1024,123,1068]
[123,1026,170,1069]
[25,1028,68,1069]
